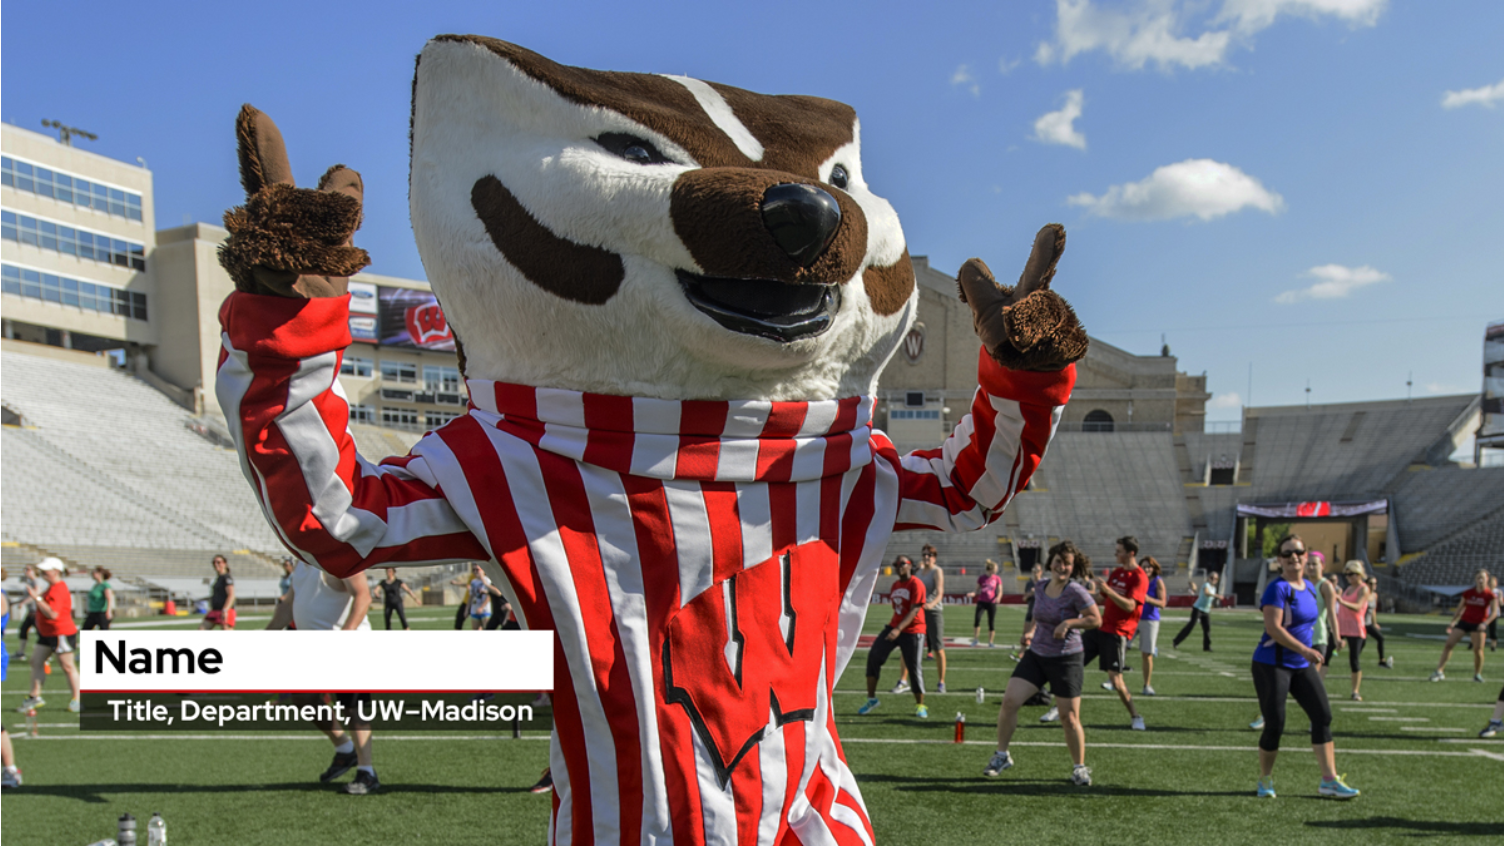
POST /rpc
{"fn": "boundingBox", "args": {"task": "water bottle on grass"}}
[147,813,166,845]
[117,813,137,846]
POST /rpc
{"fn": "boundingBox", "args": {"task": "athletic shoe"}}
[14,697,44,713]
[1256,777,1276,798]
[982,751,1014,777]
[1479,720,1501,739]
[937,682,947,694]
[1039,706,1060,723]
[1250,716,1265,730]
[915,704,929,719]
[989,642,998,648]
[1429,670,1445,682]
[1071,764,1093,786]
[1142,686,1157,696]
[1350,692,1363,702]
[1131,716,1146,731]
[319,750,359,783]
[1009,652,1022,662]
[858,698,881,715]
[970,638,979,647]
[1381,657,1395,668]
[1474,674,1485,683]
[529,769,554,793]
[1318,774,1360,799]
[344,770,381,795]
[890,680,910,694]
[1,767,21,789]
[1101,682,1115,692]
[68,699,81,713]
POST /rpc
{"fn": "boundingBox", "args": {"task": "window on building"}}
[889,409,940,420]
[1082,410,1115,432]
[423,364,462,393]
[2,263,147,321]
[379,360,418,383]
[425,410,461,428]
[340,356,374,378]
[1,210,147,270]
[382,407,420,427]
[349,405,376,424]
[1,156,144,222]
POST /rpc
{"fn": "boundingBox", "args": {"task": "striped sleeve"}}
[215,292,488,577]
[879,347,1074,533]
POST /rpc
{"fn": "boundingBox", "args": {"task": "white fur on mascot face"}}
[409,36,916,402]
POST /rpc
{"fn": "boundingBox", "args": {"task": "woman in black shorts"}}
[983,541,1100,786]
[374,568,419,630]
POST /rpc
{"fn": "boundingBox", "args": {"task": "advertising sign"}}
[347,281,379,343]
[378,286,454,351]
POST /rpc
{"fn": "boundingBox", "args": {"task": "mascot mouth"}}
[677,271,841,343]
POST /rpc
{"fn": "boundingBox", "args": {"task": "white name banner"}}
[80,631,553,693]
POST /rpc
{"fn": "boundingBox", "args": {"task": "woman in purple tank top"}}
[982,540,1101,786]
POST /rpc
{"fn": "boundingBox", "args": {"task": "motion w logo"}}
[663,543,839,786]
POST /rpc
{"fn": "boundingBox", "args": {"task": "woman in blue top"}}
[1,577,20,788]
[1251,534,1359,800]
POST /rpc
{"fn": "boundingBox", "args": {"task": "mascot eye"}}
[595,132,671,165]
[829,165,849,189]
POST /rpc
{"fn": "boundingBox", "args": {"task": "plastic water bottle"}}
[954,712,966,743]
[83,839,117,846]
[147,813,166,845]
[975,687,985,704]
[117,813,137,846]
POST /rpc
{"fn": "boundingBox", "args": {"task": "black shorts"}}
[1456,621,1482,634]
[924,608,945,651]
[1012,650,1084,699]
[866,627,925,692]
[35,633,79,653]
[1080,629,1128,673]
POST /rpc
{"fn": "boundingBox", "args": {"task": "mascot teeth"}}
[676,270,842,342]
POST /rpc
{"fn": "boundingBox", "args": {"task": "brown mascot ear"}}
[219,104,371,298]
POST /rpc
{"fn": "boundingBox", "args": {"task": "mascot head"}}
[409,36,915,401]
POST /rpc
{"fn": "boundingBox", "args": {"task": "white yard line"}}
[1399,726,1468,732]
[1469,748,1504,761]
[1341,708,1398,713]
[838,737,1493,759]
[1369,716,1430,722]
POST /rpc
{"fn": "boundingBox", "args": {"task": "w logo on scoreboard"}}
[663,544,839,786]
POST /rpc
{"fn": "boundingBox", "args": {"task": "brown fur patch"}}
[861,251,914,316]
[992,289,1089,372]
[670,170,867,284]
[471,175,624,305]
[432,36,857,173]
[707,84,856,178]
[219,184,370,292]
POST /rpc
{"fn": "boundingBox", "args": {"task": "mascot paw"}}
[957,223,1088,372]
[218,104,370,298]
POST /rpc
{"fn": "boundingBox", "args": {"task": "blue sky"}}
[4,0,1500,422]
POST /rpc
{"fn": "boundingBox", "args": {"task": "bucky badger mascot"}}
[218,35,1086,845]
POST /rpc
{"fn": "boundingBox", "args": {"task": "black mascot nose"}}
[761,184,842,268]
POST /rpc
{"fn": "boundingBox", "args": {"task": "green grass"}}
[3,605,1501,844]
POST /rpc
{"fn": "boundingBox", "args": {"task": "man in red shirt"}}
[15,558,81,714]
[1085,537,1149,730]
[859,556,930,718]
[1431,569,1498,682]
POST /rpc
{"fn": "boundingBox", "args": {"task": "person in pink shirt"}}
[969,560,1005,647]
[1334,560,1373,701]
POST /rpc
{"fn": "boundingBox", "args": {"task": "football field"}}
[3,605,1501,844]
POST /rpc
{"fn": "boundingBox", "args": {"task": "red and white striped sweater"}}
[217,292,1074,846]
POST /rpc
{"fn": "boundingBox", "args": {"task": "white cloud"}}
[1274,264,1390,303]
[1442,78,1504,109]
[1036,0,1385,71]
[1425,382,1468,395]
[998,56,1023,74]
[951,64,981,97]
[1033,90,1087,149]
[1217,0,1386,33]
[1068,158,1284,221]
[1209,392,1243,409]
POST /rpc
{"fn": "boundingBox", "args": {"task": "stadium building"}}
[4,125,1499,613]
